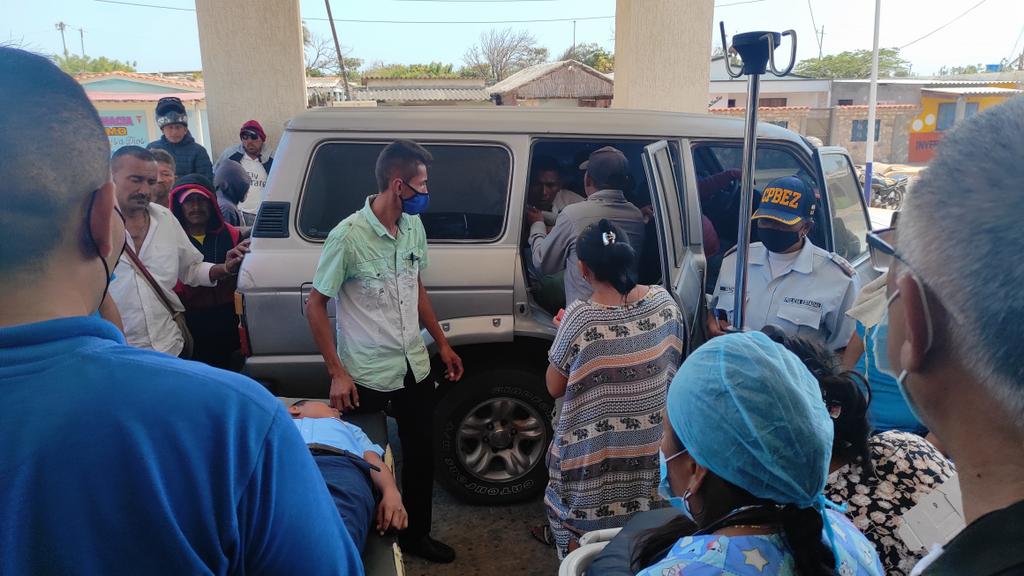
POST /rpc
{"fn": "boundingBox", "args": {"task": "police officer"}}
[707,176,859,351]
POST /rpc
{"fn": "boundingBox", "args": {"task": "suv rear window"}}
[298,142,512,241]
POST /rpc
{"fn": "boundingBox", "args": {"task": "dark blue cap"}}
[752,176,817,225]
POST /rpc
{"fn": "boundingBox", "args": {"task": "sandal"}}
[530,523,554,547]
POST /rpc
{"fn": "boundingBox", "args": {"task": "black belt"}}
[308,443,381,472]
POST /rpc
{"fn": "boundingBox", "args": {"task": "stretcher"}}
[279,398,404,576]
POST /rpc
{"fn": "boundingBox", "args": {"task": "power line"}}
[94,0,615,24]
[94,0,194,12]
[1008,22,1024,64]
[900,0,990,49]
[805,0,822,58]
[302,14,613,24]
[716,0,766,7]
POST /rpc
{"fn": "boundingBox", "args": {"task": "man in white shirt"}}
[109,146,246,356]
[214,120,273,214]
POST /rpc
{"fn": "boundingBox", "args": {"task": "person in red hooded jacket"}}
[170,174,250,369]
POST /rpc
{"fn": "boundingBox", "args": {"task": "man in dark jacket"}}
[214,159,251,230]
[170,174,247,369]
[148,97,213,182]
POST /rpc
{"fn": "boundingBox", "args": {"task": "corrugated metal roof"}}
[832,78,1003,86]
[350,87,491,102]
[488,60,611,96]
[923,86,1022,96]
[306,76,342,88]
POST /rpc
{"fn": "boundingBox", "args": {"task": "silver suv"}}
[237,107,872,505]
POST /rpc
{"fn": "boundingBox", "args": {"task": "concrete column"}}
[954,95,967,127]
[613,0,714,113]
[194,0,306,158]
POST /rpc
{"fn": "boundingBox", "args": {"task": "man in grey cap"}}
[527,146,645,307]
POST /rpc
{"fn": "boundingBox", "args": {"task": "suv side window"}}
[298,142,512,242]
[819,153,869,262]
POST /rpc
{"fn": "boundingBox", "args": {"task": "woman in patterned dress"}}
[768,329,958,576]
[542,219,684,559]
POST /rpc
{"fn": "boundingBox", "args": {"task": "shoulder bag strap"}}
[123,242,179,316]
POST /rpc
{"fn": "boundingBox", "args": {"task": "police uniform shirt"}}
[712,240,860,351]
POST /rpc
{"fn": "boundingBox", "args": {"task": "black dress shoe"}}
[399,535,456,563]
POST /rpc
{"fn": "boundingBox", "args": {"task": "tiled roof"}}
[306,76,343,89]
[350,87,491,102]
[86,91,206,103]
[75,71,204,91]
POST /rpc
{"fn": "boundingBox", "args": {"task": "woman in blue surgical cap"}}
[635,332,883,576]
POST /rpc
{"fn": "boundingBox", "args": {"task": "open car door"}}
[813,146,876,281]
[641,140,707,353]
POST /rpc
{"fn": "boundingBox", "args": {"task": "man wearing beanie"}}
[147,96,214,182]
[214,119,274,213]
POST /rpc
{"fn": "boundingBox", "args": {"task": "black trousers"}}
[353,365,435,540]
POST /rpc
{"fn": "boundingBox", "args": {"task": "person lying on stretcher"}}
[289,399,408,551]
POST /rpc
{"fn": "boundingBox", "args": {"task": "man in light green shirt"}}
[306,140,463,564]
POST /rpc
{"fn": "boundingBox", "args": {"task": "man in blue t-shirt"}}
[0,48,362,576]
[290,399,408,550]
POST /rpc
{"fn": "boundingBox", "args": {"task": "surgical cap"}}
[666,331,833,508]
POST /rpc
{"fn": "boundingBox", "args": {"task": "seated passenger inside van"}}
[289,400,407,551]
[529,155,584,229]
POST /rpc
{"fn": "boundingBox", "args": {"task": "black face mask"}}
[758,227,802,253]
[85,190,127,314]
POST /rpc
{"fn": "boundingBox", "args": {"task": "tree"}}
[302,23,362,79]
[363,62,459,79]
[794,48,910,79]
[937,63,984,76]
[558,42,614,73]
[463,28,549,83]
[53,54,136,74]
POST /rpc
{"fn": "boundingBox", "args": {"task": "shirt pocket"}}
[776,300,823,329]
[398,247,423,290]
[353,258,388,307]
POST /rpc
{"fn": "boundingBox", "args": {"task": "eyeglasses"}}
[866,227,907,273]
[240,132,261,141]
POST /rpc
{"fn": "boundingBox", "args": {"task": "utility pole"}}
[54,21,68,58]
[864,0,881,204]
[323,0,352,101]
[572,20,577,60]
[75,27,85,56]
[818,26,824,60]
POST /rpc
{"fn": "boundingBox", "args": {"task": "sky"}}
[4,0,1023,76]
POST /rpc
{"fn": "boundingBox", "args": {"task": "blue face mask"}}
[401,181,430,215]
[872,289,924,423]
[658,449,694,521]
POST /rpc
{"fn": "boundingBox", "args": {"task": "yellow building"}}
[909,84,1020,162]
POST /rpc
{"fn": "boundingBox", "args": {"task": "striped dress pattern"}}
[544,285,685,559]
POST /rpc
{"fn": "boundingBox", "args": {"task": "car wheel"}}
[434,368,553,505]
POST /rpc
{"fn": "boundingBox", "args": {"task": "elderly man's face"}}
[241,131,264,157]
[113,156,157,212]
[153,162,175,204]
